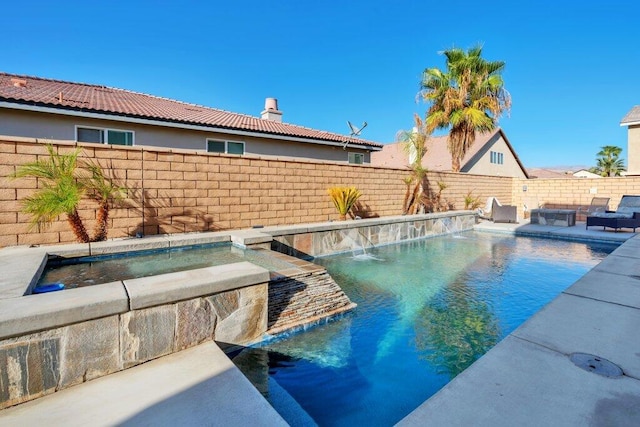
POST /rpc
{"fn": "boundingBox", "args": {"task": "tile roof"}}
[372,129,500,170]
[526,168,574,179]
[0,72,382,148]
[621,105,640,125]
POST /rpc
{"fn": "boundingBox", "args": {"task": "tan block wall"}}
[0,138,513,247]
[513,177,640,218]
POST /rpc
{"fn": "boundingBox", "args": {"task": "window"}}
[76,126,134,146]
[490,151,504,165]
[206,139,245,155]
[348,152,364,164]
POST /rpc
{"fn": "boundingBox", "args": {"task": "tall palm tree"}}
[420,46,511,172]
[12,145,90,242]
[591,145,626,177]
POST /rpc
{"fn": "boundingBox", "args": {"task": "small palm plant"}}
[12,145,91,242]
[11,144,125,243]
[83,160,126,242]
[463,191,482,210]
[327,187,362,220]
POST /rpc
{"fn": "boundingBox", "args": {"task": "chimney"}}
[10,78,27,88]
[260,97,282,122]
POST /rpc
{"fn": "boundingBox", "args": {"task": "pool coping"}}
[398,226,640,425]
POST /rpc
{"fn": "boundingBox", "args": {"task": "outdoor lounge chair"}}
[479,197,518,223]
[492,199,518,223]
[577,197,610,221]
[586,195,640,232]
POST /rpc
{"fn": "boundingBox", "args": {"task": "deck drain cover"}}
[569,353,623,378]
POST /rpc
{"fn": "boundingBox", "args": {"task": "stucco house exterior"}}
[621,105,640,175]
[371,128,528,178]
[572,169,602,179]
[0,72,382,163]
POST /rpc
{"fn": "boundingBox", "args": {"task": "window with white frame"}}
[206,139,245,155]
[348,152,364,164]
[490,151,504,165]
[76,126,134,146]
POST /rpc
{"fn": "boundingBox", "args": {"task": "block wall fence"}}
[9,136,640,248]
[512,176,640,217]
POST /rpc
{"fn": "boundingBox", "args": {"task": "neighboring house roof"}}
[0,72,382,150]
[572,169,602,178]
[527,168,574,179]
[371,128,529,178]
[621,105,640,126]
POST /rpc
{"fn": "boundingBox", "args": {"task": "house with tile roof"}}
[0,73,382,163]
[621,105,640,175]
[370,128,528,178]
[526,168,571,179]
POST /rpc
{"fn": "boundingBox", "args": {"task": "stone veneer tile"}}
[0,338,60,409]
[207,290,240,321]
[59,316,121,388]
[176,298,214,351]
[293,233,313,256]
[120,306,176,369]
[214,284,267,345]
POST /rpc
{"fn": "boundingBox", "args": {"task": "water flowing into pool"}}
[230,232,617,426]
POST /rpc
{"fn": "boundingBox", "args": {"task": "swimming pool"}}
[230,232,618,426]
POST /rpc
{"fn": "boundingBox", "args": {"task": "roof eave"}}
[0,100,382,151]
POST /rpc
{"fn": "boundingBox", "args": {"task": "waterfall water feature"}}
[441,217,466,239]
[348,229,383,261]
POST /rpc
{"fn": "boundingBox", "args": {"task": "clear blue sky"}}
[2,1,639,168]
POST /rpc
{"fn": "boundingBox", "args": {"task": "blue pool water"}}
[230,232,618,426]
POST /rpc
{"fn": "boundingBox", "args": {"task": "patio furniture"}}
[576,197,610,221]
[586,195,640,232]
[530,209,576,227]
[490,198,518,223]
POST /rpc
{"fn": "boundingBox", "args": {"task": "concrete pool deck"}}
[399,221,640,425]
[1,220,639,425]
[0,341,287,426]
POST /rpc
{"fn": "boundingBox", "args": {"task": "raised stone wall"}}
[0,261,269,409]
[0,137,512,247]
[268,270,356,335]
[270,212,477,258]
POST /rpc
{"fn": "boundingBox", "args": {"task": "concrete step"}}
[0,341,287,426]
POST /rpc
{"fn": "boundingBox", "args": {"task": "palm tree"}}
[590,145,626,177]
[398,114,429,214]
[420,46,511,172]
[12,145,90,242]
[11,144,126,242]
[83,160,126,241]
